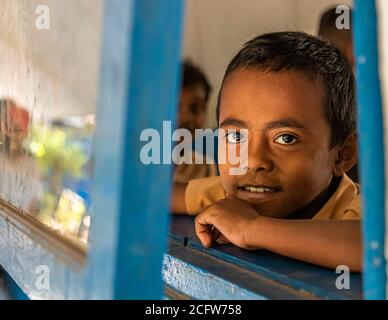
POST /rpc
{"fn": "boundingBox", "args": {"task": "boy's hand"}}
[195,197,362,272]
[195,197,260,249]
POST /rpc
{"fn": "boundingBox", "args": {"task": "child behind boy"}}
[172,32,361,271]
[173,61,217,183]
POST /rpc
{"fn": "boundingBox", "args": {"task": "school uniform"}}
[173,151,217,184]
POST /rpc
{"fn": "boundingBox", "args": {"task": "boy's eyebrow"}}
[220,118,309,131]
[219,118,248,128]
[264,119,309,131]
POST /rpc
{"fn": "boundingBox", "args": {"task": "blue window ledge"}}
[1,215,362,300]
[164,216,362,300]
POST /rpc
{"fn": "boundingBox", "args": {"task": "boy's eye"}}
[225,131,246,144]
[274,134,297,145]
[189,102,205,115]
[189,103,200,115]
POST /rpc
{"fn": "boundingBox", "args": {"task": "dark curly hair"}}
[216,31,356,147]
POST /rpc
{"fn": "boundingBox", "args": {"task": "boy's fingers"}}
[216,234,230,244]
[211,227,221,242]
[195,214,214,248]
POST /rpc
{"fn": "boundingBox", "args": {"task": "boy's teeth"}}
[244,186,274,193]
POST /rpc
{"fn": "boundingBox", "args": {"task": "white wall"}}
[183,0,352,127]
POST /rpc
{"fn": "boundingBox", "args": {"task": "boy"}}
[318,6,359,183]
[173,61,216,183]
[171,32,361,271]
[318,6,354,68]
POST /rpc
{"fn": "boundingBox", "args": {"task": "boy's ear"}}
[332,132,358,177]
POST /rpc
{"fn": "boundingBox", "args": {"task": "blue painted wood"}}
[0,209,87,299]
[86,0,184,299]
[1,268,29,300]
[167,216,362,300]
[163,247,268,300]
[353,0,387,300]
[164,252,263,300]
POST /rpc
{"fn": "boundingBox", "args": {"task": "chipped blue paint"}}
[162,254,266,300]
[353,0,387,299]
[0,209,86,299]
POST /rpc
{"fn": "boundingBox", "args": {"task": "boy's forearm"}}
[246,217,362,272]
[170,183,187,214]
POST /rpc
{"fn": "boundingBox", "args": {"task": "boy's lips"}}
[238,183,282,192]
[236,183,282,200]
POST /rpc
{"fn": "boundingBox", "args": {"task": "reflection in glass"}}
[28,115,95,242]
[0,99,95,243]
[0,0,103,244]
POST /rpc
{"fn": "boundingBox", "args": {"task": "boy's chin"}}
[253,206,292,219]
[240,201,293,219]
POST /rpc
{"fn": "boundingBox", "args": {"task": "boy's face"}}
[218,69,340,218]
[178,85,207,134]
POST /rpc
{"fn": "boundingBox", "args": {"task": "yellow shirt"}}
[173,151,217,184]
[185,174,361,220]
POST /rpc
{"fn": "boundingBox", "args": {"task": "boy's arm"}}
[170,183,188,214]
[170,177,227,214]
[195,197,362,272]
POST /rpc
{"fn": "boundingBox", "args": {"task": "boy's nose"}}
[248,155,274,172]
[247,136,274,172]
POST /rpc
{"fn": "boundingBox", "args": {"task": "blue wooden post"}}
[353,0,387,299]
[86,0,184,299]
